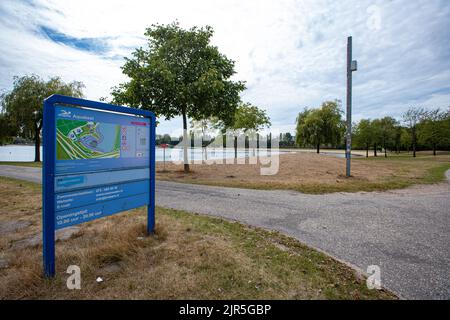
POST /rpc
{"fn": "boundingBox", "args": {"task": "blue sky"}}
[1,0,449,136]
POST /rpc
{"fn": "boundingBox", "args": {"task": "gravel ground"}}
[0,165,449,299]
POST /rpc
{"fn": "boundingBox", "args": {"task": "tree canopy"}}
[352,107,450,157]
[111,22,245,172]
[353,119,373,157]
[418,108,450,155]
[0,75,84,161]
[230,103,271,133]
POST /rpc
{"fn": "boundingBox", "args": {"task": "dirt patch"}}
[97,262,123,275]
[0,258,9,269]
[9,227,81,250]
[156,152,450,193]
[0,220,32,235]
[10,233,41,250]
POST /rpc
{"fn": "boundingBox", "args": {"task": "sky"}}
[1,0,449,136]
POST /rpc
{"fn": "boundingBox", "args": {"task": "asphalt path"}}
[1,164,449,299]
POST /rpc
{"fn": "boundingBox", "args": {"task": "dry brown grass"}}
[156,152,450,193]
[0,177,395,300]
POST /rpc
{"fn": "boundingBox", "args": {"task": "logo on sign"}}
[58,110,72,118]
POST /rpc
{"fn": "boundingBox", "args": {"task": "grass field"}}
[1,150,449,194]
[0,177,395,299]
[156,151,450,194]
[0,161,43,167]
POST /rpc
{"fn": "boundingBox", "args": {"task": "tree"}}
[111,22,245,172]
[418,108,448,156]
[403,107,425,157]
[378,117,398,157]
[400,127,412,153]
[295,100,344,153]
[191,117,219,146]
[370,119,383,157]
[156,133,172,145]
[232,103,270,131]
[299,109,322,153]
[190,118,217,160]
[295,108,312,146]
[280,132,294,147]
[319,100,345,150]
[0,75,84,162]
[353,119,373,157]
[234,103,271,156]
[214,102,270,158]
[393,124,403,154]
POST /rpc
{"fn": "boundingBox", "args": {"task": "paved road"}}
[1,165,449,299]
[0,165,43,184]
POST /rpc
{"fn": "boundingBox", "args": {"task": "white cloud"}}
[1,0,449,135]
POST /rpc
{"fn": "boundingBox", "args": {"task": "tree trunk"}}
[245,135,249,163]
[34,125,41,162]
[384,141,387,158]
[374,144,377,157]
[222,132,226,161]
[316,143,320,154]
[182,109,189,173]
[433,143,436,156]
[366,144,369,158]
[234,136,237,160]
[412,127,416,158]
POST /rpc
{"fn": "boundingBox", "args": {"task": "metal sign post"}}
[160,143,168,171]
[43,95,156,278]
[346,36,357,177]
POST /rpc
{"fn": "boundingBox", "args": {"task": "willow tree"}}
[295,100,344,153]
[112,22,245,172]
[0,113,17,145]
[0,75,84,162]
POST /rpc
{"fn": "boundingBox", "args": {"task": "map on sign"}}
[54,104,150,174]
[56,119,121,160]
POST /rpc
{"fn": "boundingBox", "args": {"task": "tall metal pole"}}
[346,36,353,177]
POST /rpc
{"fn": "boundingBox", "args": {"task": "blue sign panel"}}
[55,180,150,210]
[55,105,151,174]
[43,95,156,277]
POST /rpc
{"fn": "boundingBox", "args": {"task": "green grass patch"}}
[422,163,450,183]
[0,176,41,190]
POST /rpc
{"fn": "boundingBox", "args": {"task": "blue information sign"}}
[43,95,156,277]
